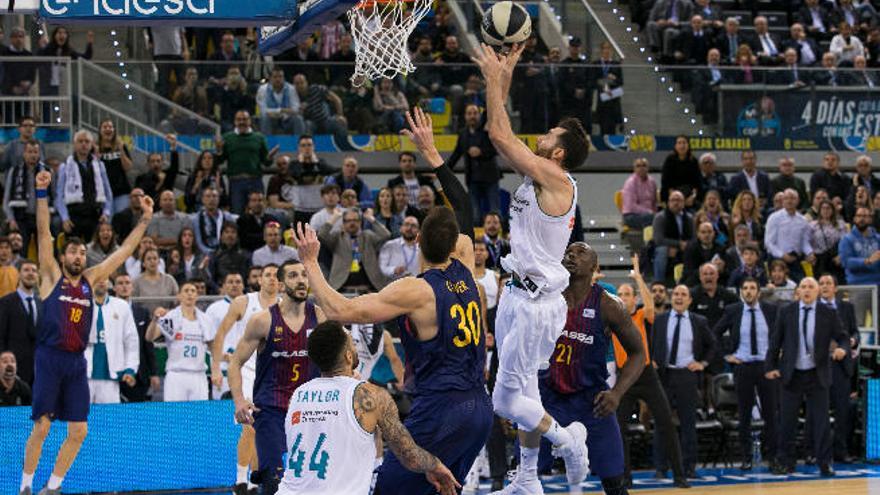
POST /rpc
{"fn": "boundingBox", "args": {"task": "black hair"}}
[556,118,590,170]
[62,236,86,253]
[419,207,459,264]
[307,321,349,373]
[398,151,417,162]
[277,259,304,281]
[261,263,279,276]
[739,276,759,290]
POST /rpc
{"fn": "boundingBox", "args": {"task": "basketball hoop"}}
[347,0,431,86]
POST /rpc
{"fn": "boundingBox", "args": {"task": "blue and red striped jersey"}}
[254,302,318,409]
[38,276,93,354]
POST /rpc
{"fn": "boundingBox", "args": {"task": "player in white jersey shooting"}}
[471,43,592,494]
[209,265,279,495]
[276,320,459,495]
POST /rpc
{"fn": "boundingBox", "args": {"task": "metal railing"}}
[0,56,73,128]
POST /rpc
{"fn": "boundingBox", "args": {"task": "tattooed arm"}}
[353,383,460,495]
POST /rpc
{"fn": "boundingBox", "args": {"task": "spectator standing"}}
[690,263,738,332]
[448,104,501,221]
[86,222,118,268]
[697,153,727,205]
[133,247,179,314]
[317,207,390,292]
[838,206,880,285]
[293,74,348,139]
[559,37,593,133]
[167,227,211,286]
[134,134,179,201]
[765,189,815,281]
[594,42,625,135]
[289,134,336,226]
[38,28,93,120]
[192,187,236,254]
[328,34,356,88]
[652,190,694,283]
[216,110,275,215]
[0,351,31,406]
[252,222,299,266]
[207,31,243,82]
[682,224,726,286]
[256,68,305,135]
[730,191,764,245]
[0,260,40,385]
[771,157,809,210]
[111,188,146,240]
[210,223,251,284]
[727,244,768,288]
[325,156,372,209]
[212,66,254,133]
[266,154,295,223]
[660,136,700,204]
[621,157,657,229]
[830,21,865,65]
[379,215,421,281]
[693,49,725,123]
[652,281,671,313]
[1,117,44,175]
[113,273,158,403]
[810,200,847,281]
[4,139,48,252]
[96,119,133,213]
[810,152,851,201]
[146,26,187,98]
[184,150,227,213]
[56,130,114,242]
[1,29,37,123]
[147,190,194,252]
[237,191,278,252]
[727,150,772,212]
[436,35,474,92]
[387,152,436,207]
[85,279,138,404]
[372,78,409,133]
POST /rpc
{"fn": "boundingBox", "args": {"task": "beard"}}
[64,261,83,276]
[402,232,417,242]
[286,285,308,303]
[535,146,553,159]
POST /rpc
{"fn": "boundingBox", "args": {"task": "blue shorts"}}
[538,382,625,480]
[375,388,493,495]
[253,405,287,482]
[31,346,89,422]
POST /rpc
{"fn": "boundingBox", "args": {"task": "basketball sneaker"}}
[489,469,543,494]
[551,421,590,485]
[18,488,31,495]
[37,488,60,495]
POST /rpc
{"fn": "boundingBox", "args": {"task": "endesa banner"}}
[40,0,296,24]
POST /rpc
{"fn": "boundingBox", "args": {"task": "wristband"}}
[35,189,48,199]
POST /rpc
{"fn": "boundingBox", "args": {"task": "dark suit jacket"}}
[769,65,811,85]
[824,298,859,377]
[713,301,778,357]
[652,311,716,371]
[765,301,850,388]
[0,291,42,385]
[843,70,880,87]
[796,6,833,35]
[716,32,753,64]
[676,29,712,64]
[727,170,772,203]
[781,38,822,66]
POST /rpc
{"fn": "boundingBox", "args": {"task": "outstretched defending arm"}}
[35,171,61,291]
[85,196,154,285]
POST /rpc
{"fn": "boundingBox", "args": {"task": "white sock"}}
[236,464,248,484]
[543,419,574,448]
[568,483,584,495]
[47,474,64,490]
[519,447,540,477]
[20,472,34,491]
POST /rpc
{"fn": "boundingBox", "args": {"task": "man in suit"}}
[770,49,810,86]
[652,190,694,283]
[317,207,391,292]
[782,23,821,66]
[647,0,694,56]
[818,274,859,463]
[693,49,726,123]
[674,15,712,65]
[652,285,716,478]
[713,277,779,470]
[797,0,835,41]
[727,150,772,212]
[717,17,749,65]
[753,16,784,66]
[844,55,879,87]
[813,52,844,86]
[766,277,849,476]
[558,37,594,135]
[0,259,40,385]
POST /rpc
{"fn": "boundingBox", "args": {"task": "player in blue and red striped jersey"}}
[20,169,154,495]
[537,243,646,495]
[227,259,326,495]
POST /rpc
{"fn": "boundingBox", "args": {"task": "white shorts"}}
[164,370,209,402]
[494,286,567,391]
[88,379,120,404]
[242,365,255,402]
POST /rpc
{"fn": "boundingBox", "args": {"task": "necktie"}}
[765,35,776,55]
[793,66,799,82]
[749,308,758,356]
[97,304,105,343]
[729,37,736,60]
[669,313,683,366]
[802,306,812,357]
[26,296,35,326]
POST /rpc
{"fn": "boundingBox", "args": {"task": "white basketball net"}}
[347,0,432,86]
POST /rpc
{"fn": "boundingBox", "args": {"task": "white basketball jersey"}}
[501,174,577,297]
[158,307,211,373]
[278,377,375,495]
[240,292,273,371]
[350,324,385,380]
[476,270,499,310]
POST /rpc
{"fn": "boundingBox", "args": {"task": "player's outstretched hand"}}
[593,389,621,418]
[35,170,51,190]
[292,222,320,264]
[470,43,503,80]
[425,460,461,495]
[401,107,436,157]
[234,397,260,425]
[140,195,154,221]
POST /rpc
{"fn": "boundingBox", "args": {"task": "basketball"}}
[480,1,532,47]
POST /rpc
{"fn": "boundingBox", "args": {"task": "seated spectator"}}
[86,221,118,267]
[730,44,761,84]
[4,139,47,252]
[767,259,797,290]
[207,30,242,83]
[56,130,114,242]
[278,38,323,82]
[134,134,179,201]
[770,48,809,86]
[96,119,133,214]
[453,75,488,128]
[448,104,501,221]
[133,247,179,314]
[674,15,711,65]
[340,189,360,210]
[416,186,438,220]
[387,152,436,207]
[168,227,210,286]
[209,223,251,284]
[782,23,820,67]
[874,191,880,228]
[867,28,880,68]
[839,206,880,285]
[237,191,278,252]
[844,55,878,86]
[693,0,722,34]
[379,215,421,281]
[810,152,851,201]
[0,237,19,297]
[373,187,404,238]
[814,52,844,86]
[697,153,727,206]
[266,154,294,225]
[325,156,372,209]
[215,110,273,215]
[192,187,236,254]
[147,190,193,252]
[252,222,299,267]
[652,190,694,283]
[372,78,409,133]
[427,4,457,50]
[805,188,830,221]
[621,157,658,229]
[170,67,212,134]
[716,17,748,65]
[212,66,254,132]
[771,192,785,212]
[0,351,31,406]
[257,68,305,135]
[290,135,336,226]
[727,150,772,212]
[753,16,784,66]
[436,35,473,92]
[8,232,24,265]
[727,243,768,288]
[309,184,343,232]
[683,222,726,285]
[646,0,693,57]
[765,189,815,281]
[392,185,421,223]
[85,278,139,404]
[797,0,834,41]
[694,190,730,246]
[845,185,873,223]
[810,199,847,281]
[293,73,347,139]
[111,188,146,240]
[853,154,880,196]
[408,36,442,99]
[771,157,809,210]
[317,208,390,292]
[126,237,166,279]
[830,21,865,65]
[724,223,753,274]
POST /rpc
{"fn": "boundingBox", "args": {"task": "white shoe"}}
[551,421,590,485]
[463,463,481,493]
[489,469,543,494]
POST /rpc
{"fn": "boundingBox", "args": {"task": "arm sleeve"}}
[838,235,867,270]
[764,214,784,258]
[434,163,475,241]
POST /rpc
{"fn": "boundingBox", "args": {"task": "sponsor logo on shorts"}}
[174,333,184,340]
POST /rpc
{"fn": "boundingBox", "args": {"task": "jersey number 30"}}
[288,432,330,480]
[451,301,481,348]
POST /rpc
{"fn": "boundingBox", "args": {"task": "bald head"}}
[798,277,819,304]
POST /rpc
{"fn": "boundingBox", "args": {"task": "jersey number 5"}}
[451,301,481,348]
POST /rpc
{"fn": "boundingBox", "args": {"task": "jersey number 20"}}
[451,301,481,348]
[288,432,330,480]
